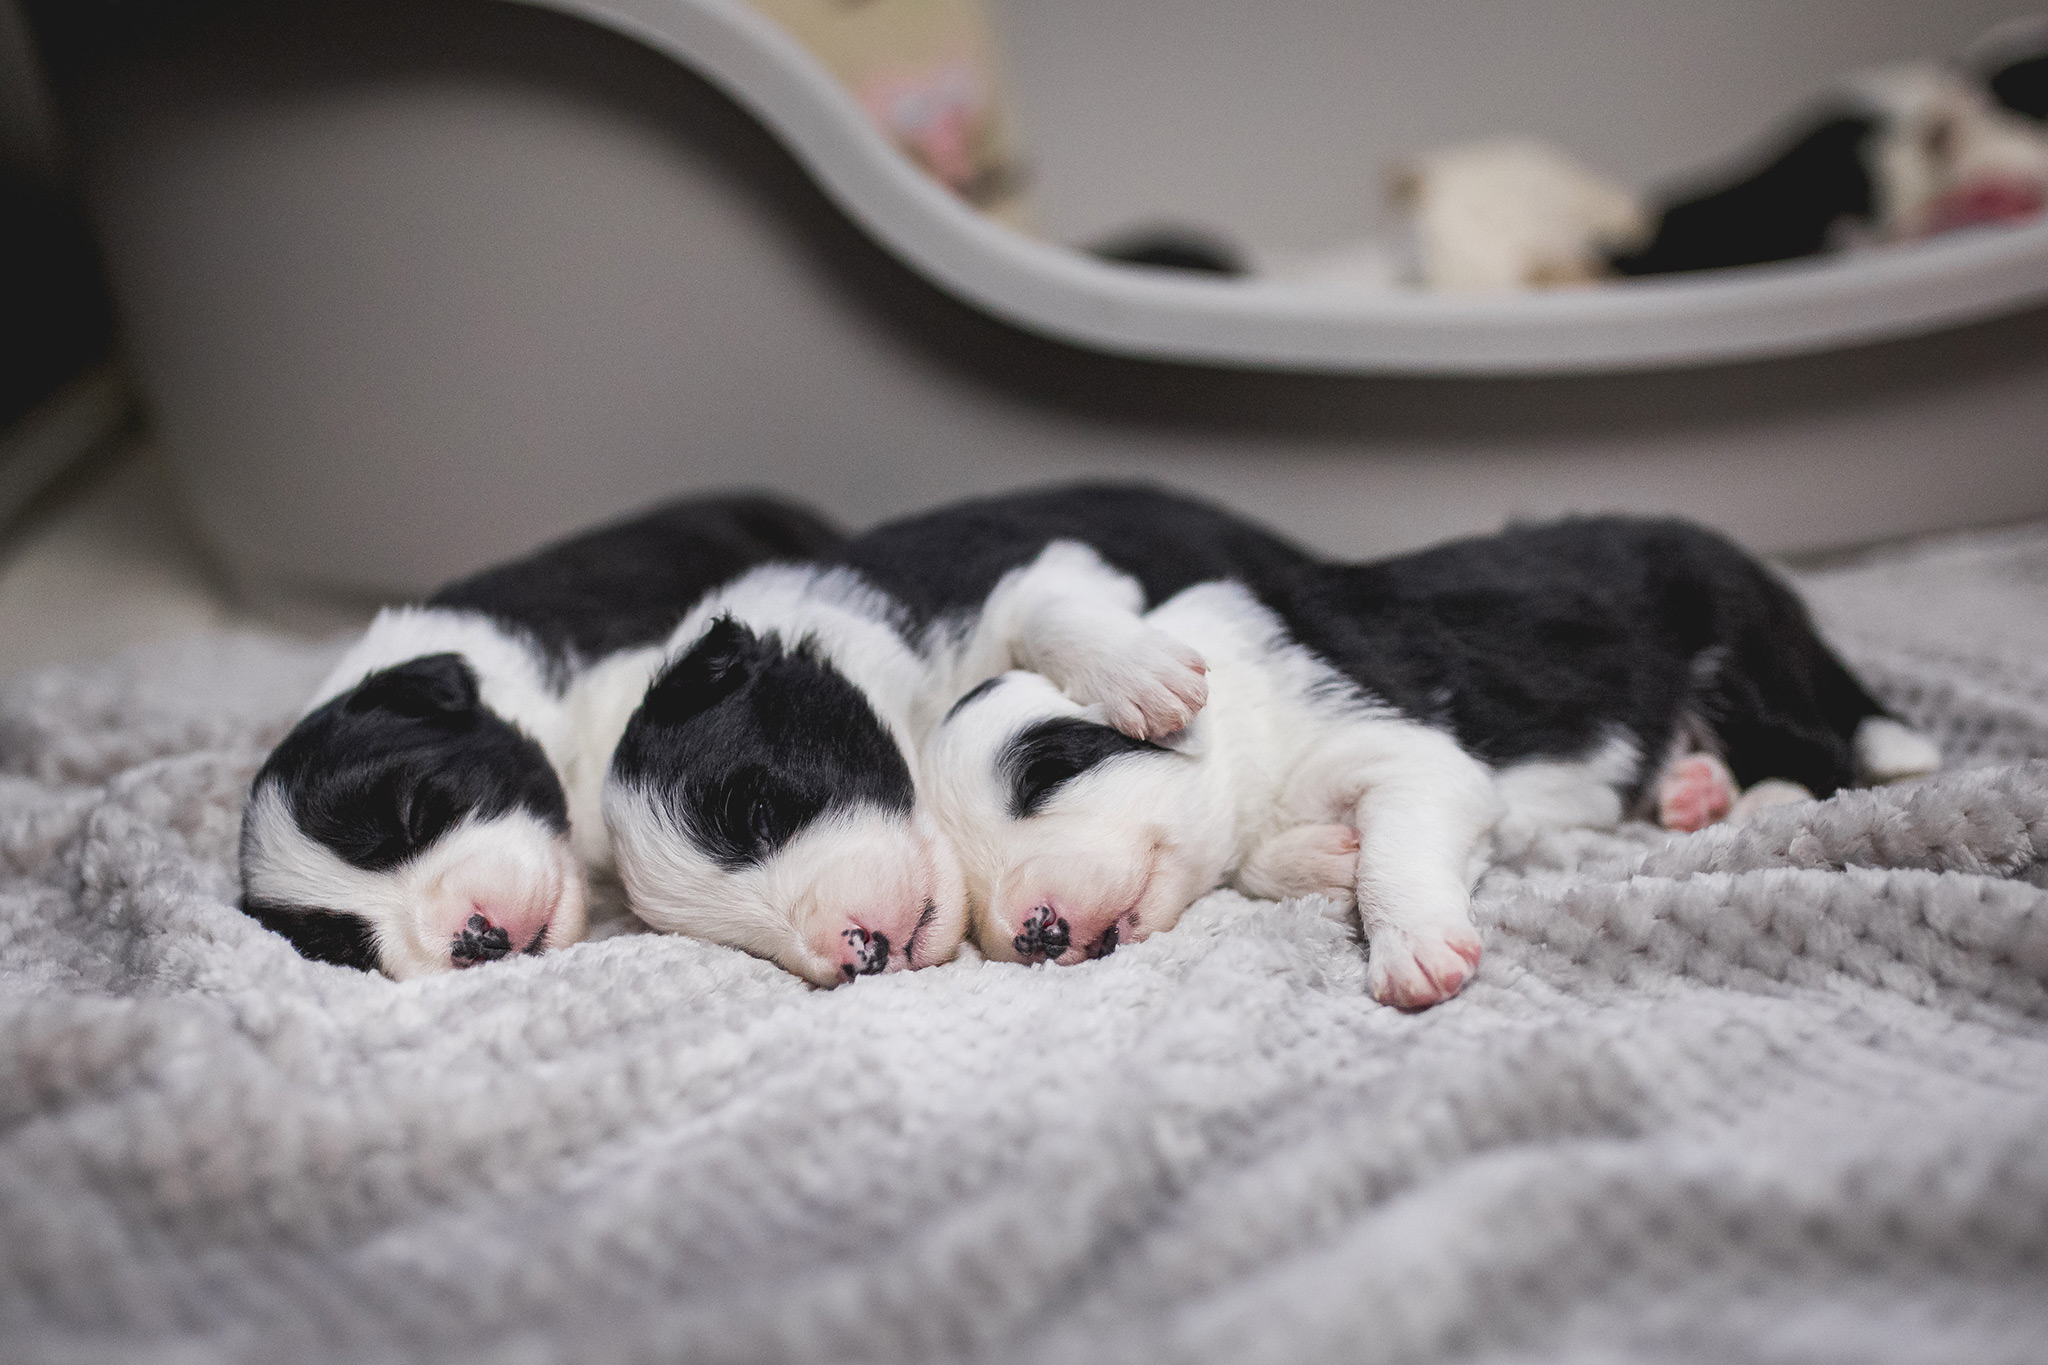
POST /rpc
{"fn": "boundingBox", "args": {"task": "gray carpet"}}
[3,527,2046,1365]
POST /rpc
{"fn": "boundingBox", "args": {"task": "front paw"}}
[1366,918,1483,1009]
[1085,628,1209,741]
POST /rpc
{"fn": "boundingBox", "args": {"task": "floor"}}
[0,435,333,683]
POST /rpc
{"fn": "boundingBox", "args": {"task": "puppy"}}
[1393,139,1650,292]
[600,484,1315,986]
[239,495,840,979]
[1613,63,2048,276]
[923,517,1940,1009]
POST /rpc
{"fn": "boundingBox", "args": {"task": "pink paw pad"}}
[1368,924,1483,1009]
[1657,753,1737,833]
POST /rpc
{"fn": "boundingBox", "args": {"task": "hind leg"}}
[1235,824,1360,903]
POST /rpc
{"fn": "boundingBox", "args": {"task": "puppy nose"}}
[839,926,891,980]
[451,911,549,967]
[1014,905,1071,962]
[451,913,512,965]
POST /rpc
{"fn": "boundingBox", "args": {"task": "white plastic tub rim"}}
[517,0,2048,376]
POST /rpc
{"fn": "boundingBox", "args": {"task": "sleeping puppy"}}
[1613,63,2048,277]
[600,484,1316,986]
[239,495,841,979]
[923,517,1941,1009]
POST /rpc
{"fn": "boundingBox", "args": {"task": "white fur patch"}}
[1493,730,1641,842]
[1400,137,1649,291]
[1855,716,1943,784]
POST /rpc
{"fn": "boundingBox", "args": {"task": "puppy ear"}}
[639,616,757,726]
[347,653,480,720]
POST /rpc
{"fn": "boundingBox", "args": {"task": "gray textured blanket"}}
[3,527,2047,1365]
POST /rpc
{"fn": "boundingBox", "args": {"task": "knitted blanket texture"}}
[2,528,2046,1365]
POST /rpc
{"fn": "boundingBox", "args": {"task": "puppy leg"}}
[953,541,1208,740]
[1316,722,1499,1009]
[1656,752,1738,832]
[1235,824,1360,903]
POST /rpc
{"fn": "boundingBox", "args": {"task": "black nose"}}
[1014,906,1070,962]
[840,927,891,980]
[451,913,514,965]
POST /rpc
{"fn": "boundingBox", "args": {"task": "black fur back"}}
[1263,518,1884,800]
[430,493,842,672]
[836,483,1317,632]
[1611,110,1876,276]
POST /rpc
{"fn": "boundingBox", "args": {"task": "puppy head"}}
[1857,65,2048,239]
[603,617,967,985]
[923,671,1226,966]
[239,653,587,979]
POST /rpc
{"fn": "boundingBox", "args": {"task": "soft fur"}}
[924,518,1940,1008]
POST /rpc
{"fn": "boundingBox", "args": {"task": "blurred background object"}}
[9,0,2048,641]
[0,0,130,530]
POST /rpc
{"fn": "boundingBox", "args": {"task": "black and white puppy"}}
[239,495,841,978]
[1613,63,2048,277]
[600,485,1316,986]
[923,517,1941,1009]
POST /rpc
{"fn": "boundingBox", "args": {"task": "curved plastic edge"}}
[506,0,2048,375]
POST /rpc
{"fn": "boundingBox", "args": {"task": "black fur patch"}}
[245,654,568,877]
[611,618,915,870]
[429,493,842,679]
[1611,112,1877,276]
[1001,716,1167,819]
[1261,518,1885,802]
[240,896,380,973]
[1089,226,1246,276]
[1991,53,2048,122]
[834,483,1315,636]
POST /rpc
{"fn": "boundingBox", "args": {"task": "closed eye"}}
[999,717,1167,819]
[696,767,822,870]
[944,676,1006,723]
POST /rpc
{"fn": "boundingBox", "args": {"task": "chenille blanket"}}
[3,526,2046,1365]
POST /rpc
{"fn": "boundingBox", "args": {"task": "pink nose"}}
[450,910,550,967]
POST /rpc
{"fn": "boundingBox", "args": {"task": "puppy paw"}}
[1657,753,1736,833]
[1083,627,1209,741]
[1728,779,1813,824]
[1366,918,1483,1009]
[1236,823,1360,903]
